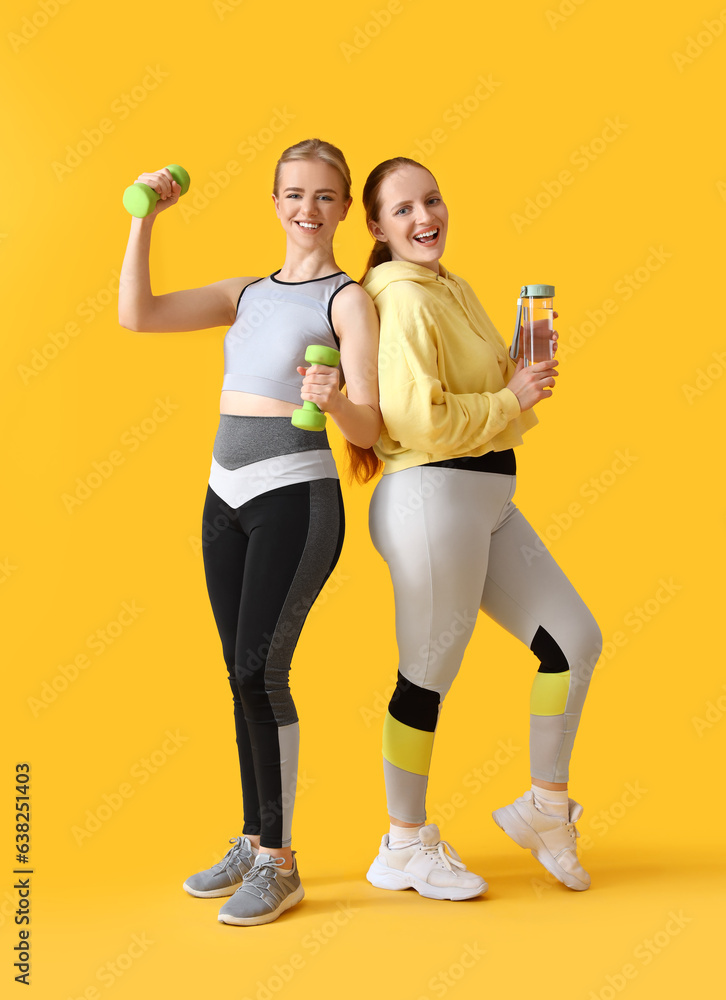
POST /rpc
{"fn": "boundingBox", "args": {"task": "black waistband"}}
[423,449,516,475]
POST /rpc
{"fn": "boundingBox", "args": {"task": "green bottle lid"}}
[521,284,555,297]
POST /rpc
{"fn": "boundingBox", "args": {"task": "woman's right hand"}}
[507,356,559,411]
[132,168,182,219]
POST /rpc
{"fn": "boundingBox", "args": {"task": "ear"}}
[271,192,281,219]
[368,218,387,242]
[339,196,353,221]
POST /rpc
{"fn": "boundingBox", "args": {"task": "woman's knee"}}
[572,610,603,668]
[563,612,602,706]
[551,606,602,672]
[234,659,266,707]
[529,610,602,705]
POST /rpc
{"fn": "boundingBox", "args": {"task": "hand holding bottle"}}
[507,356,559,411]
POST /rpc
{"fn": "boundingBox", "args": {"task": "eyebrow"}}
[390,189,440,211]
[283,187,338,194]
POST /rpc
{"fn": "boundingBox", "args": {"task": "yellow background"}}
[2,0,724,996]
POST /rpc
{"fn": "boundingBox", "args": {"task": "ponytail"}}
[361,239,392,282]
[344,441,383,485]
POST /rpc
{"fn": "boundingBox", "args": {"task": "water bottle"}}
[510,284,555,366]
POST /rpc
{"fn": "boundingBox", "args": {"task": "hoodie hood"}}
[362,260,446,301]
[362,259,485,336]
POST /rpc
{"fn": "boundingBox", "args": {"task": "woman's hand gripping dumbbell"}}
[292,345,341,431]
[122,164,190,218]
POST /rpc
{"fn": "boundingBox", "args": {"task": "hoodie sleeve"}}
[377,289,522,456]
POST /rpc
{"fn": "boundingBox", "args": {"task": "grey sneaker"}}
[183,837,257,898]
[217,852,304,926]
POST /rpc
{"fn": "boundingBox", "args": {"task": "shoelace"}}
[215,837,248,872]
[420,840,469,873]
[563,821,580,844]
[241,856,286,889]
[527,791,581,845]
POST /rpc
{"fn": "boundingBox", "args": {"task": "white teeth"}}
[415,228,437,240]
[298,222,321,229]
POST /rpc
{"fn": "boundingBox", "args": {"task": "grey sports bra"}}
[222,270,355,404]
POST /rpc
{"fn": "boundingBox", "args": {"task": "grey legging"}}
[369,463,602,824]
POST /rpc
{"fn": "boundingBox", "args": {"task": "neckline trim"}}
[270,269,345,285]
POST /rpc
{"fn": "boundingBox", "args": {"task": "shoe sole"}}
[217,885,305,925]
[182,880,243,898]
[366,858,487,901]
[491,806,589,891]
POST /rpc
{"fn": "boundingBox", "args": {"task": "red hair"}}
[360,157,437,279]
[345,158,438,484]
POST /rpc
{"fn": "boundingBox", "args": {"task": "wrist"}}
[324,389,347,418]
[131,214,155,233]
[500,386,522,416]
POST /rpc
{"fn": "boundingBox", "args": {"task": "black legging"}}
[201,478,345,848]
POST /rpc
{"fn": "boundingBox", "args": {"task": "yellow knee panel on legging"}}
[530,670,570,715]
[382,712,435,776]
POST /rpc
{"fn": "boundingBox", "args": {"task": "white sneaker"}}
[492,790,590,891]
[366,824,488,901]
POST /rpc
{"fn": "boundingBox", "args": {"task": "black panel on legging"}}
[530,625,569,673]
[201,479,344,847]
[388,670,440,732]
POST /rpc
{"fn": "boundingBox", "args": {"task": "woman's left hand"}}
[297,364,342,413]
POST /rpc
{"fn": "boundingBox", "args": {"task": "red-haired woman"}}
[356,157,602,899]
[119,140,381,924]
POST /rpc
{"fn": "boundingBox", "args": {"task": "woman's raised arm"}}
[118,168,254,333]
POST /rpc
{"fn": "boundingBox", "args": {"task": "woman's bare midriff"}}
[219,389,299,417]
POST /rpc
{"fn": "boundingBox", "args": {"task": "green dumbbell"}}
[291,344,341,431]
[122,164,190,218]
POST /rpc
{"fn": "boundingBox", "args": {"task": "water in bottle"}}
[511,284,555,366]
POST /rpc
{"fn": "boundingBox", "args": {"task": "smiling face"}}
[368,164,448,272]
[272,158,351,248]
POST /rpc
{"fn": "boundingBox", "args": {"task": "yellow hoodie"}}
[362,260,539,475]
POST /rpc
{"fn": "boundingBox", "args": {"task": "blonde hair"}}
[273,138,351,201]
[273,139,381,485]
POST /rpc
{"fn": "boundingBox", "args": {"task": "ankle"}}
[389,821,424,849]
[259,846,294,870]
[531,783,570,820]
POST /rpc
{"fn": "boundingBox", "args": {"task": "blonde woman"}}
[119,139,381,924]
